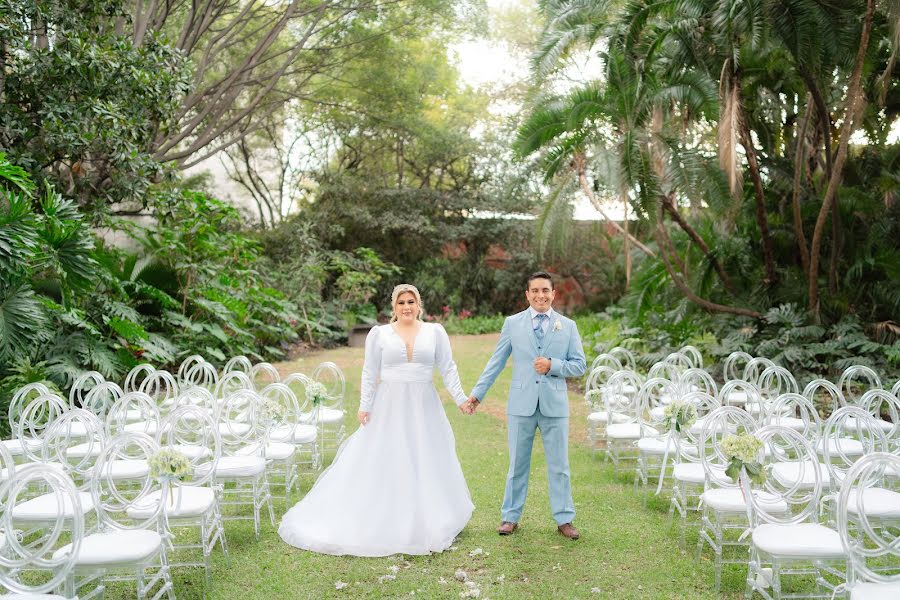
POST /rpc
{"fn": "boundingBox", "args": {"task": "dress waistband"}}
[381,364,433,383]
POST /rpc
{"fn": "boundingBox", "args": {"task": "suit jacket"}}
[470,309,586,417]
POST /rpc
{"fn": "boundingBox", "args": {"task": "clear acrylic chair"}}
[0,463,83,599]
[124,363,156,393]
[634,377,678,493]
[802,378,845,417]
[57,431,175,600]
[723,351,753,382]
[745,426,847,600]
[838,365,882,406]
[588,353,623,373]
[249,362,281,390]
[695,405,763,587]
[603,370,646,471]
[584,365,628,454]
[312,362,347,451]
[836,452,900,599]
[3,383,51,463]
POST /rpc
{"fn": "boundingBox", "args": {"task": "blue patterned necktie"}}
[534,313,548,339]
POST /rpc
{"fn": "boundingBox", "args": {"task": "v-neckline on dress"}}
[390,323,423,363]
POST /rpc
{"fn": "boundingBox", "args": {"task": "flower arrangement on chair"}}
[663,400,697,435]
[721,433,766,485]
[306,382,329,407]
[149,448,192,503]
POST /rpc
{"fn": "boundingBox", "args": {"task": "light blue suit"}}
[470,309,586,525]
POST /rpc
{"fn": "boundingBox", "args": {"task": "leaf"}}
[106,317,149,342]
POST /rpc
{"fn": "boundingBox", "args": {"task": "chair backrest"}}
[138,370,179,409]
[250,362,281,389]
[184,360,219,388]
[312,362,346,409]
[584,365,615,406]
[124,363,156,393]
[172,386,217,414]
[765,393,822,442]
[741,357,776,387]
[0,440,14,483]
[92,432,162,531]
[158,405,220,487]
[723,351,753,382]
[16,393,67,448]
[838,364,882,406]
[81,381,124,420]
[698,405,757,480]
[758,366,799,400]
[68,370,105,409]
[678,345,704,368]
[608,346,636,371]
[837,452,900,586]
[858,389,900,450]
[43,408,105,481]
[0,464,83,595]
[7,382,50,437]
[215,370,253,400]
[223,355,252,375]
[750,425,822,525]
[106,391,160,438]
[892,379,900,399]
[821,406,889,489]
[802,378,845,416]
[589,353,623,373]
[678,367,717,398]
[662,352,693,371]
[605,370,643,423]
[216,390,265,455]
[647,361,680,382]
[637,377,678,426]
[177,354,209,383]
[718,379,763,409]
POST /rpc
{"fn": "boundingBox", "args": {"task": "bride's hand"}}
[357,411,370,426]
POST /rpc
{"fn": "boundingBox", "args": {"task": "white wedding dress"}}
[278,322,474,556]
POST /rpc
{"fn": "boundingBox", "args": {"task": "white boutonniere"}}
[553,320,562,331]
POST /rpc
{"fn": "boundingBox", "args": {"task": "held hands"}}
[533,357,551,375]
[459,396,479,415]
[357,411,370,426]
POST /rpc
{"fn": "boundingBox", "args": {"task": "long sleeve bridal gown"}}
[278,322,474,556]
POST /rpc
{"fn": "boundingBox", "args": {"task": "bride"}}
[278,284,475,556]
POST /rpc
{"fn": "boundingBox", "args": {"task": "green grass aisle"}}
[135,334,745,599]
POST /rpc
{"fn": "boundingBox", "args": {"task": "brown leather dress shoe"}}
[497,521,518,535]
[558,523,580,540]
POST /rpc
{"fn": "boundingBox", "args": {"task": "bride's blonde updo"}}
[390,284,426,323]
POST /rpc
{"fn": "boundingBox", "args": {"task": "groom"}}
[464,272,586,539]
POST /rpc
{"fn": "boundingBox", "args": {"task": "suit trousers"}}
[501,401,575,525]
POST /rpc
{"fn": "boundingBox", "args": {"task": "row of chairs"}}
[0,355,348,599]
[584,347,899,599]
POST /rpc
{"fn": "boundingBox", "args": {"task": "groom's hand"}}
[460,396,479,414]
[533,357,551,375]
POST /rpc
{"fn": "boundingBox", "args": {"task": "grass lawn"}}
[112,333,746,599]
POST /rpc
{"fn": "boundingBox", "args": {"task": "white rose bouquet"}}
[662,400,697,434]
[306,382,329,407]
[149,448,192,503]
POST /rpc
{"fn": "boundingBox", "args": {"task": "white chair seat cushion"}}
[54,529,162,567]
[607,424,657,440]
[637,437,698,456]
[163,444,212,461]
[689,417,736,436]
[90,459,150,480]
[845,487,900,519]
[236,442,295,461]
[850,582,900,600]
[66,440,104,458]
[769,416,807,431]
[701,488,788,513]
[673,462,729,484]
[198,455,265,478]
[587,411,629,424]
[0,531,5,549]
[771,460,831,489]
[1,438,41,456]
[217,422,251,437]
[127,486,216,519]
[841,417,894,434]
[752,523,844,559]
[817,437,865,456]
[12,491,95,520]
[724,390,749,405]
[0,594,70,599]
[270,424,317,444]
[317,408,344,424]
[123,421,159,435]
[0,466,12,481]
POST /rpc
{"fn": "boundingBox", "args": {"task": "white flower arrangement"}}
[662,399,697,434]
[149,448,192,502]
[553,319,562,331]
[306,381,329,406]
[258,396,284,424]
[721,433,766,484]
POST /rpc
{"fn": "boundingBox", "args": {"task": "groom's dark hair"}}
[526,271,554,289]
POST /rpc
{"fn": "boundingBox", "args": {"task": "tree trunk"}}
[792,97,813,277]
[621,190,631,289]
[809,0,876,319]
[736,76,778,286]
[662,195,736,295]
[653,218,761,319]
